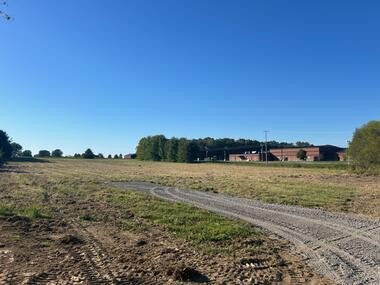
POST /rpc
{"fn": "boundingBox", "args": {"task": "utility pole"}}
[264,130,269,164]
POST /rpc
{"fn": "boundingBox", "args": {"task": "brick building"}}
[229,145,346,162]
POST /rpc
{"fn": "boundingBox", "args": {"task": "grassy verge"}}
[138,175,355,212]
[254,181,355,209]
[100,187,260,249]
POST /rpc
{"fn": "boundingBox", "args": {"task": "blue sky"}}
[1,0,379,155]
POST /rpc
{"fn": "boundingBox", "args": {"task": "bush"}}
[52,149,63,157]
[11,142,22,157]
[22,150,32,157]
[37,150,51,157]
[296,149,307,161]
[348,120,380,173]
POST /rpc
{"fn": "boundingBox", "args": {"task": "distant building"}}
[124,153,136,159]
[229,152,262,162]
[229,145,346,162]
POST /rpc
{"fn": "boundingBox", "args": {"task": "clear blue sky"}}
[1,0,379,155]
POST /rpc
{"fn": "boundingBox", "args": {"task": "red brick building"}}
[229,145,346,162]
[270,147,320,161]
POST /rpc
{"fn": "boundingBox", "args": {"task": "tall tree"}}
[177,139,198,163]
[348,120,380,172]
[165,138,179,162]
[82,148,95,159]
[136,137,149,160]
[0,130,12,162]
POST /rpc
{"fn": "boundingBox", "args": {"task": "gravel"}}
[114,181,380,285]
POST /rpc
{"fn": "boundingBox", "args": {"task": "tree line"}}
[136,135,314,162]
[0,130,128,165]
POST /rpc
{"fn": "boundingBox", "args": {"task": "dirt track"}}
[115,182,380,285]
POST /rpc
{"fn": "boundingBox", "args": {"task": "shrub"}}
[22,150,32,157]
[348,120,380,173]
[52,149,63,157]
[11,142,22,157]
[37,150,51,157]
[296,149,307,161]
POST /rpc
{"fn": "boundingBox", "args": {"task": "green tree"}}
[52,149,63,157]
[113,154,119,159]
[0,150,4,166]
[0,130,12,162]
[152,135,167,161]
[74,153,81,158]
[295,141,312,147]
[107,154,112,159]
[82,148,95,159]
[136,137,150,160]
[11,142,22,157]
[98,153,104,159]
[177,139,198,163]
[22,150,32,157]
[165,138,179,162]
[348,120,380,172]
[296,149,307,161]
[37,150,51,157]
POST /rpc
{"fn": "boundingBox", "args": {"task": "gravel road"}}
[114,181,380,285]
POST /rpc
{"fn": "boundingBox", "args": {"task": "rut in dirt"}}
[114,181,380,285]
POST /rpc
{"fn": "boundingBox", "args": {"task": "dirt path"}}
[115,182,380,285]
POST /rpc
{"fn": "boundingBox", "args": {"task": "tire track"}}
[68,220,127,285]
[114,181,380,285]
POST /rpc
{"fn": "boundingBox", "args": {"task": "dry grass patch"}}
[3,159,379,218]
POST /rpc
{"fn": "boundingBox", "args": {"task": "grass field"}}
[1,158,379,218]
[0,159,262,254]
[3,158,374,283]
